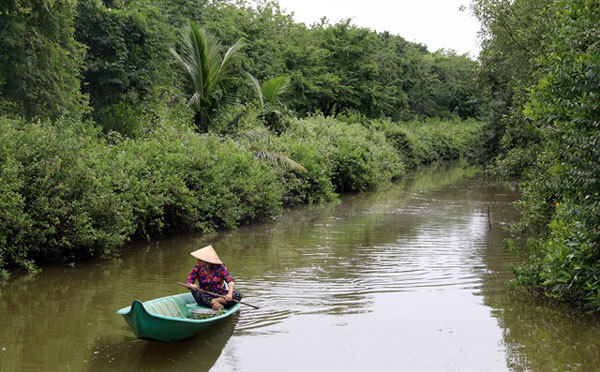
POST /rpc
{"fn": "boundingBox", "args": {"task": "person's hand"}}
[225,293,233,302]
[188,283,199,291]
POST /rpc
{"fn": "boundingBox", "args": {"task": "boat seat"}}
[144,298,191,319]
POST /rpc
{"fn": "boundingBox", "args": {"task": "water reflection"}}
[480,237,600,372]
[87,317,237,371]
[210,162,483,326]
[473,178,600,372]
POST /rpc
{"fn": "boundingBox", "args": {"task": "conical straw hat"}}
[190,245,222,264]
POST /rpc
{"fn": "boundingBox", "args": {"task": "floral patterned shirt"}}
[186,264,234,295]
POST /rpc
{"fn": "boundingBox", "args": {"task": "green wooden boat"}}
[116,292,241,342]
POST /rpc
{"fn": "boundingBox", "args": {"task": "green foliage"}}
[0,148,30,277]
[277,138,337,206]
[1,0,482,127]
[258,109,290,134]
[285,116,405,193]
[472,0,553,171]
[0,117,133,272]
[0,111,283,274]
[198,3,480,121]
[260,75,290,107]
[0,0,88,120]
[0,107,480,276]
[299,20,384,117]
[245,73,292,133]
[246,73,290,109]
[484,0,600,311]
[0,0,486,277]
[75,0,174,134]
[170,20,244,132]
[230,126,336,206]
[375,118,484,168]
[245,72,265,109]
[406,50,481,120]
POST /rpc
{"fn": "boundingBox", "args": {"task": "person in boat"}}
[185,245,243,310]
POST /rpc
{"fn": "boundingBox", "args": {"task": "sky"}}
[275,0,482,58]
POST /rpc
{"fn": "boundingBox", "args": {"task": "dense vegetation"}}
[3,0,598,315]
[0,0,483,278]
[474,0,600,311]
[0,112,482,278]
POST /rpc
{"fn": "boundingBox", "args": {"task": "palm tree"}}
[246,73,291,134]
[245,73,290,110]
[170,21,244,132]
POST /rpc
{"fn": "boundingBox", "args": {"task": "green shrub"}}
[0,110,482,277]
[277,138,337,206]
[0,112,283,274]
[0,151,31,276]
[102,109,284,236]
[95,101,148,137]
[287,116,405,193]
[0,118,134,272]
[178,135,283,230]
[373,118,483,168]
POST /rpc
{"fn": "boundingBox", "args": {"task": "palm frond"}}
[234,128,271,143]
[262,75,290,106]
[187,22,209,96]
[221,93,238,107]
[218,38,245,82]
[169,47,193,84]
[187,92,202,109]
[255,151,307,173]
[245,72,264,109]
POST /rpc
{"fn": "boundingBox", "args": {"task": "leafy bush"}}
[107,113,283,237]
[286,116,405,193]
[0,118,134,271]
[0,111,283,274]
[278,138,337,206]
[228,123,337,207]
[374,118,483,168]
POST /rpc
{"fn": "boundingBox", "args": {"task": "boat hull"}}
[116,292,241,342]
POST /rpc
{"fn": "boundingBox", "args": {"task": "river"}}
[1,161,599,371]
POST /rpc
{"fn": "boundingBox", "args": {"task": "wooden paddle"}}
[177,282,260,310]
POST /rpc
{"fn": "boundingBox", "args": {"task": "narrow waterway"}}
[1,161,599,371]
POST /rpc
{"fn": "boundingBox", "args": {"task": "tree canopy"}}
[1,0,481,129]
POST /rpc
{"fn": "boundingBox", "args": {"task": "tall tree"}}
[472,0,553,172]
[75,0,174,135]
[0,0,87,120]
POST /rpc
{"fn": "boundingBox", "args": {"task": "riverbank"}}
[0,112,482,278]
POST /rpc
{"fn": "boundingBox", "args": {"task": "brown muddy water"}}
[1,161,600,372]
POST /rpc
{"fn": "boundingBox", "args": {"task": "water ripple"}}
[232,210,491,331]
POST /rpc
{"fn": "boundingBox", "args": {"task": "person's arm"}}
[225,281,235,302]
[186,265,200,291]
[219,265,235,301]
